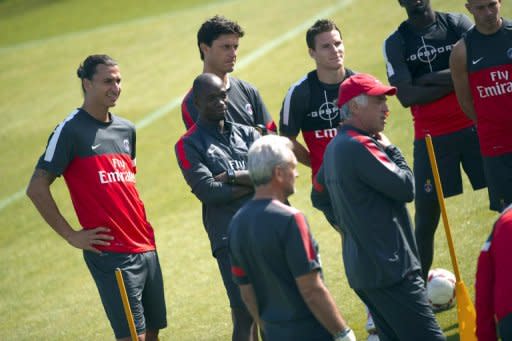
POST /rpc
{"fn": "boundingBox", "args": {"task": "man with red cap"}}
[315,74,445,340]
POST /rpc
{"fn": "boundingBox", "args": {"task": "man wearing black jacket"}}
[175,73,260,341]
[316,73,445,341]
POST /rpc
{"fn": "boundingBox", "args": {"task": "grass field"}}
[1,0,509,339]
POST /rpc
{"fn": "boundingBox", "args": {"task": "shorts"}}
[83,250,167,339]
[482,153,512,212]
[214,247,245,309]
[414,126,486,201]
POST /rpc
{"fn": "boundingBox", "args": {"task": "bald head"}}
[193,73,228,122]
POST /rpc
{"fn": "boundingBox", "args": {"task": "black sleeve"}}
[383,31,412,86]
[353,139,415,203]
[312,166,339,231]
[279,78,309,137]
[181,89,199,130]
[285,212,321,278]
[451,13,474,36]
[175,137,240,205]
[36,121,75,176]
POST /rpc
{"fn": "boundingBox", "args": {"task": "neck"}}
[200,116,225,131]
[316,66,346,85]
[477,17,503,35]
[253,185,288,204]
[407,8,436,29]
[81,101,110,122]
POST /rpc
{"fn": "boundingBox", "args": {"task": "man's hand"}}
[214,171,228,183]
[66,227,113,254]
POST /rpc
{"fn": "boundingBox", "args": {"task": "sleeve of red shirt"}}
[475,236,497,341]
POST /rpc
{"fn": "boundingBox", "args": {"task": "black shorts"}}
[414,126,486,201]
[482,153,512,212]
[215,247,245,309]
[83,250,167,339]
[355,271,445,341]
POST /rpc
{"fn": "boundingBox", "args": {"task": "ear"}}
[83,78,92,92]
[308,48,315,59]
[199,43,209,57]
[348,100,359,114]
[272,166,284,183]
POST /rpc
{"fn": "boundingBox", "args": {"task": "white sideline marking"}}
[1,0,353,212]
[0,1,236,54]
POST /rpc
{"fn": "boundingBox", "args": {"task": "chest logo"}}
[310,99,339,126]
[472,57,484,65]
[123,139,130,153]
[91,143,101,150]
[407,44,452,63]
[245,103,253,115]
[507,48,512,60]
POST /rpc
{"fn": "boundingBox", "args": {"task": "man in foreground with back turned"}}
[315,73,445,341]
[229,135,356,341]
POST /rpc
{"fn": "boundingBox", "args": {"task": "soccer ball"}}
[427,268,456,311]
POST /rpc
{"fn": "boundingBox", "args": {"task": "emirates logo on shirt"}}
[476,71,512,99]
[98,157,135,184]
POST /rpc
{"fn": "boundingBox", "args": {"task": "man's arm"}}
[175,138,254,205]
[239,284,262,326]
[286,135,311,167]
[214,170,253,187]
[450,39,478,121]
[26,169,113,253]
[383,34,453,107]
[296,271,353,338]
[354,135,414,203]
[312,166,340,232]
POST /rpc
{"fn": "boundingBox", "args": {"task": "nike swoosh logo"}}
[91,144,101,150]
[472,57,484,65]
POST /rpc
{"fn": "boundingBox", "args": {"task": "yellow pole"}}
[115,268,138,341]
[425,134,476,341]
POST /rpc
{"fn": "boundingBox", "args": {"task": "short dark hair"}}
[197,15,244,60]
[306,19,342,50]
[77,54,117,92]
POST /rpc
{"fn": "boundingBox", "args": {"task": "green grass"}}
[1,0,509,339]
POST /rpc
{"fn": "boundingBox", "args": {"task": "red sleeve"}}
[475,237,497,341]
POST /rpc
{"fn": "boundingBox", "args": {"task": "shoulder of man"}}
[111,113,135,129]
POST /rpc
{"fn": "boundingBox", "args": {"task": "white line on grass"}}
[0,0,353,212]
[0,1,238,54]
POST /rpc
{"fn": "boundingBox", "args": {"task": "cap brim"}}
[366,85,397,96]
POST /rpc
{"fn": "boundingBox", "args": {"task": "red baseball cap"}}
[337,73,397,107]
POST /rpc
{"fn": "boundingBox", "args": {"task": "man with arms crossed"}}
[450,0,512,212]
[176,73,260,341]
[316,74,445,341]
[26,55,167,340]
[182,15,276,134]
[383,0,486,283]
[229,135,356,341]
